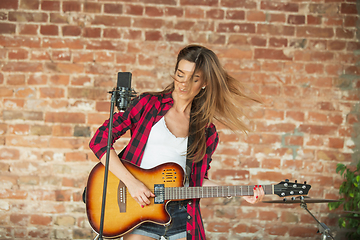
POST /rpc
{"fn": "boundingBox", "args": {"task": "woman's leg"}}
[123,233,157,240]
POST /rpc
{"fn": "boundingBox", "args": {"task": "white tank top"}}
[141,117,188,173]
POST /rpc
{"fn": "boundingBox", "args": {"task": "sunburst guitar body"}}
[85,161,183,238]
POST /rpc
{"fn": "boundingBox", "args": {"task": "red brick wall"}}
[0,0,359,239]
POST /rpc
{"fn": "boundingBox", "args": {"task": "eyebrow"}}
[177,69,201,77]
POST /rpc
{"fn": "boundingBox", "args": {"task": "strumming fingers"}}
[139,194,151,205]
[135,196,146,207]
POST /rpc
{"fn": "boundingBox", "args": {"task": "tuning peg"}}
[285,179,289,182]
[304,181,307,184]
[291,197,296,200]
[295,180,297,183]
[283,198,287,202]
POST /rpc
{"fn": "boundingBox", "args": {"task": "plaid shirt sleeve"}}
[89,93,152,160]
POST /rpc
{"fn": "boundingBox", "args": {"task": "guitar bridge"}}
[117,181,126,212]
[154,184,164,204]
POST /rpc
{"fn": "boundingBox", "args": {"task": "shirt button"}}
[188,201,191,205]
[187,230,191,234]
[187,215,191,219]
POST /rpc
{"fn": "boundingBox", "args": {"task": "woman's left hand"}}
[243,185,264,204]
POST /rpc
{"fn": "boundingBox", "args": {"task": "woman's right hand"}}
[126,178,155,207]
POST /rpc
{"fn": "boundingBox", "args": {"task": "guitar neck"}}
[164,185,273,200]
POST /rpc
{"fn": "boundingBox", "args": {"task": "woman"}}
[89,45,264,240]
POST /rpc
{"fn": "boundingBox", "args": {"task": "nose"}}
[179,78,190,87]
[180,80,188,86]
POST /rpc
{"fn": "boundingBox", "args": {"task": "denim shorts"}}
[129,200,188,240]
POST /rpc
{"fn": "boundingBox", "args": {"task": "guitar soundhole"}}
[162,168,177,183]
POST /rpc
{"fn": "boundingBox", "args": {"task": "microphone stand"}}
[300,201,335,240]
[96,89,117,240]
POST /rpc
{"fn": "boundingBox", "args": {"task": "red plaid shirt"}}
[89,92,219,239]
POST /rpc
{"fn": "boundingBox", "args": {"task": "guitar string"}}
[119,186,268,192]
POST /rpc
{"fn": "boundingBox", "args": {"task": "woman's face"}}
[173,59,205,102]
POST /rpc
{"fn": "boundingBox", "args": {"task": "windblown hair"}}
[156,45,261,163]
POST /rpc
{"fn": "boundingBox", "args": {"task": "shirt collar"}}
[161,91,174,104]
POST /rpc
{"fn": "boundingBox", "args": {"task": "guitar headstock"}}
[274,179,311,197]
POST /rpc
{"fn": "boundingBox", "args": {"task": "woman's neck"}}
[172,93,192,115]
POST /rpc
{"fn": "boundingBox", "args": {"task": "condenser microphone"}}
[116,72,135,111]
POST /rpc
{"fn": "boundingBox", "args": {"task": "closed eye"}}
[176,69,184,78]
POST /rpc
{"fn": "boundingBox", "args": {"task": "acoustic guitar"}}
[85,160,311,238]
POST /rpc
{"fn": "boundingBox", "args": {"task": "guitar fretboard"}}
[164,185,273,200]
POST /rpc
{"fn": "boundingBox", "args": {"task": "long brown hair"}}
[158,45,261,163]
